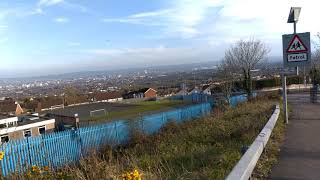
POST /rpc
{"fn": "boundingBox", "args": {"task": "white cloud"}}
[38,0,64,7]
[102,0,320,46]
[102,0,221,38]
[29,8,45,15]
[37,0,88,14]
[102,9,173,26]
[61,1,88,13]
[54,17,69,23]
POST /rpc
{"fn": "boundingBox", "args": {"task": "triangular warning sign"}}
[286,35,308,53]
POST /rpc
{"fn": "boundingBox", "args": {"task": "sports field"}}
[46,100,187,122]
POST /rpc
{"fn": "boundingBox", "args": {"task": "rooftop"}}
[0,113,54,128]
[17,114,53,126]
[0,114,15,120]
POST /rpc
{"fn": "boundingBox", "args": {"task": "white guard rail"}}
[226,105,280,180]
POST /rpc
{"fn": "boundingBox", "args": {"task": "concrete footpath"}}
[269,93,320,180]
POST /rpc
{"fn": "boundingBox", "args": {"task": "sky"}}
[0,0,319,77]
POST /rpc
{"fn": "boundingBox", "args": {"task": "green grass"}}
[9,96,285,179]
[119,99,276,179]
[89,100,189,121]
[75,97,277,179]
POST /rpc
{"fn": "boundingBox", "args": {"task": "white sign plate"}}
[287,53,307,62]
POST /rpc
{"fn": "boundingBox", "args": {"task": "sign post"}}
[282,7,311,124]
[282,73,288,124]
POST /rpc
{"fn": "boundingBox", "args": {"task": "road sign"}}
[282,32,311,67]
[287,35,308,53]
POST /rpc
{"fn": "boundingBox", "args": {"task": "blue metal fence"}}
[0,103,212,176]
[0,94,249,176]
[170,93,210,103]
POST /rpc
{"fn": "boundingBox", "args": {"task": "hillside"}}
[7,95,284,179]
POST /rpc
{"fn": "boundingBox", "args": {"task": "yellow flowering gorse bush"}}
[121,169,142,180]
[31,165,41,174]
[0,151,5,160]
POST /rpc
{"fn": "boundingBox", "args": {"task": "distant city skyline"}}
[0,0,319,77]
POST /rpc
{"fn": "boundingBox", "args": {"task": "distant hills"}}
[0,61,220,81]
[0,56,282,84]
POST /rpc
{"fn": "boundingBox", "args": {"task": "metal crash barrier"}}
[226,105,280,180]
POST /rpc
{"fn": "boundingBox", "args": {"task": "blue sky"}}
[0,0,319,77]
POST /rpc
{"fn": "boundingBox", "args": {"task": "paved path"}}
[269,93,320,180]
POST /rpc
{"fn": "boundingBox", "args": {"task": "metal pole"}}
[304,66,306,87]
[282,73,288,124]
[281,20,297,124]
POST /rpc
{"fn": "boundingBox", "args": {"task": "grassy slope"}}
[9,97,284,180]
[74,98,274,180]
[89,100,189,121]
[120,99,275,179]
[65,98,279,180]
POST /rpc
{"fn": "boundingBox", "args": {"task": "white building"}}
[0,114,55,143]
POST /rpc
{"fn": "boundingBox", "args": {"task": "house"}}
[45,113,79,131]
[176,83,188,96]
[15,103,24,116]
[35,97,64,112]
[95,92,123,102]
[67,94,88,105]
[202,85,212,95]
[0,98,16,113]
[0,113,55,143]
[123,88,157,99]
[188,86,201,94]
[176,89,188,96]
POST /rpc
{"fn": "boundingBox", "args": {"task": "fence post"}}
[114,122,119,145]
[76,129,83,158]
[162,112,165,124]
[140,114,144,133]
[26,137,32,167]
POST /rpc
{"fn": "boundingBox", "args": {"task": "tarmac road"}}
[269,92,320,180]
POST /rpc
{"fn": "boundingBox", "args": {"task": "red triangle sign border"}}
[286,34,308,53]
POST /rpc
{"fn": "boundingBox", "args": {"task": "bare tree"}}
[217,59,235,106]
[312,33,320,65]
[224,38,270,98]
[310,33,320,85]
[64,85,78,105]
